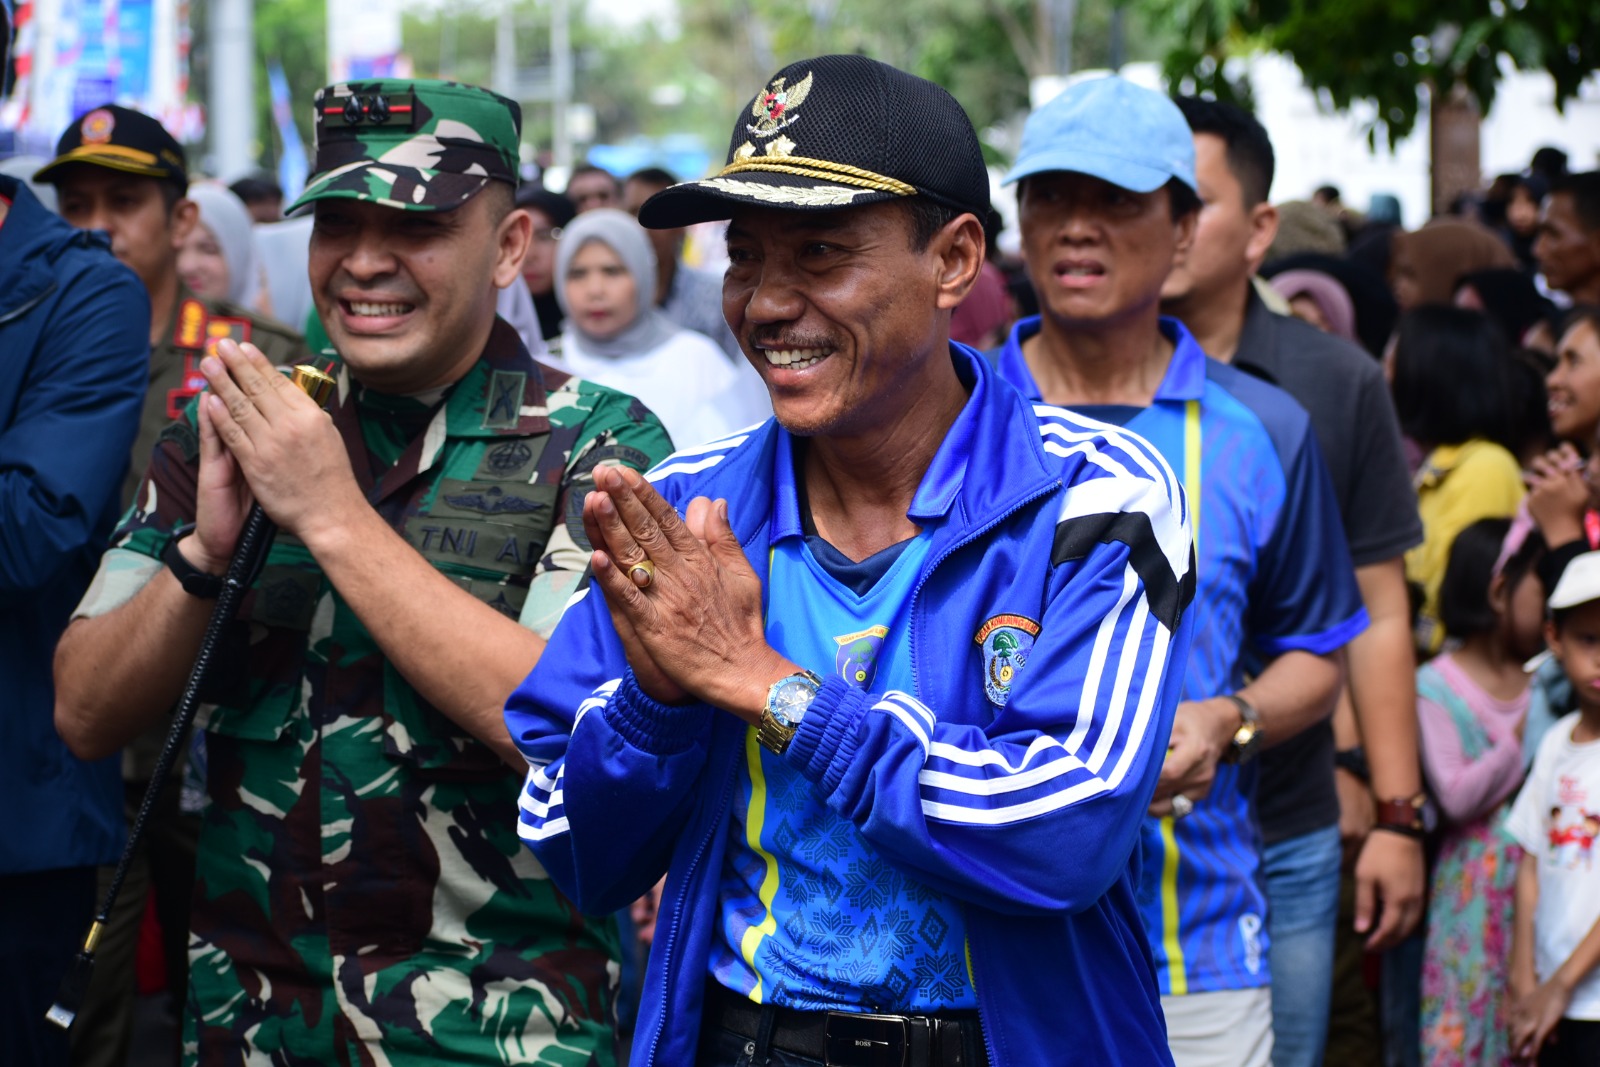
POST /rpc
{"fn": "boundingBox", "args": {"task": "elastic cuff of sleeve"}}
[787,677,865,795]
[608,670,710,755]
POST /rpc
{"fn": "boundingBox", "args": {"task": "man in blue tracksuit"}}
[0,0,151,1052]
[506,56,1196,1066]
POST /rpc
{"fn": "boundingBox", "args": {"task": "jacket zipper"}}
[645,740,739,1067]
[0,281,58,327]
[908,476,1059,1067]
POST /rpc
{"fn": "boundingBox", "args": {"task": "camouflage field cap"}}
[286,78,520,214]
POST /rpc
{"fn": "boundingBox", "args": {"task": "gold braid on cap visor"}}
[716,155,917,196]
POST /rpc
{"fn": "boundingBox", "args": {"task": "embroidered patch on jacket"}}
[834,625,889,689]
[974,614,1041,707]
[482,370,526,430]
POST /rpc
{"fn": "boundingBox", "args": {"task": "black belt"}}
[705,981,988,1067]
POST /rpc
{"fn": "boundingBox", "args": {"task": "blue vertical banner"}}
[268,61,307,200]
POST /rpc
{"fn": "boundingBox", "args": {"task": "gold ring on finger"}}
[629,560,656,589]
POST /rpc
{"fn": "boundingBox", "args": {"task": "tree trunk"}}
[1429,81,1481,219]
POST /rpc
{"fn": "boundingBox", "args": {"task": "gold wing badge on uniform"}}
[748,71,813,138]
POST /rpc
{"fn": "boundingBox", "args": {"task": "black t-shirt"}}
[1230,291,1424,843]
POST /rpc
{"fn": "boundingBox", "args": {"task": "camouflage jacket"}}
[76,318,673,1065]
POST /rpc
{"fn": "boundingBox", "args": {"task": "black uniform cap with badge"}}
[637,54,990,230]
[34,103,189,191]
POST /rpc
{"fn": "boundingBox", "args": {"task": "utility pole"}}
[551,0,571,171]
[493,0,515,100]
[209,0,255,176]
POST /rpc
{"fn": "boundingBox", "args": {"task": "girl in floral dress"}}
[1420,517,1548,1064]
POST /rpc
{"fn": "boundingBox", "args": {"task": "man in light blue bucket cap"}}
[994,75,1370,1067]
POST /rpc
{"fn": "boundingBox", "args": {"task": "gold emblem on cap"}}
[81,109,116,145]
[734,142,757,162]
[766,135,796,158]
[748,71,813,138]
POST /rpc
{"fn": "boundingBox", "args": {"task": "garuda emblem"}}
[748,71,813,138]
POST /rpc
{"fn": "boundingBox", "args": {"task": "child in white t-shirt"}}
[1506,551,1600,1065]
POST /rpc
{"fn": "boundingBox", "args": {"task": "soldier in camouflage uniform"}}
[53,79,674,1067]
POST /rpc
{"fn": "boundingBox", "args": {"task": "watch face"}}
[769,675,819,728]
[1418,796,1440,835]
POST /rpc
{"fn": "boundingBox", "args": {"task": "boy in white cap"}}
[1506,552,1600,1066]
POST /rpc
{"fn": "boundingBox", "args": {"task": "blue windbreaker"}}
[0,176,148,875]
[506,345,1195,1065]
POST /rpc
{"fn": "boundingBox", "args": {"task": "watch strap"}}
[1220,693,1263,764]
[1375,793,1429,834]
[162,523,224,599]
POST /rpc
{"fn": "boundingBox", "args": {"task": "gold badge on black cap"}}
[80,109,115,144]
[747,71,812,138]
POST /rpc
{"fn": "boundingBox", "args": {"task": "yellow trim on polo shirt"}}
[1158,399,1203,997]
[737,724,782,1003]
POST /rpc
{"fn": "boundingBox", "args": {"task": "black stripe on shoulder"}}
[1052,511,1196,631]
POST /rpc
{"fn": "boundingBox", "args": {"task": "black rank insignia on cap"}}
[326,92,418,129]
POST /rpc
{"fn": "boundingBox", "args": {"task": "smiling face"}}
[1547,319,1600,444]
[1018,171,1194,332]
[308,189,531,394]
[721,200,980,439]
[563,239,640,341]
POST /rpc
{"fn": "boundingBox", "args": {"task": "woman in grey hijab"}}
[180,182,264,310]
[554,208,768,448]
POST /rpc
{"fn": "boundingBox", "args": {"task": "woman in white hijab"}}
[179,182,266,311]
[555,208,768,449]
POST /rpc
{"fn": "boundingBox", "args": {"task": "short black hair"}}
[1551,171,1600,233]
[626,166,678,189]
[569,163,620,189]
[480,181,515,225]
[1314,185,1340,203]
[514,185,577,229]
[903,197,964,252]
[1438,518,1546,638]
[1389,306,1513,449]
[1172,96,1275,207]
[229,174,283,205]
[1531,146,1570,182]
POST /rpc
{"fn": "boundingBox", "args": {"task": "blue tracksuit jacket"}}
[506,344,1195,1065]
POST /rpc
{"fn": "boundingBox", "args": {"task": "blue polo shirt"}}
[997,316,1367,996]
[709,430,977,1012]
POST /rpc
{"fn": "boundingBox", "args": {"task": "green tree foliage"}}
[395,0,1171,168]
[1143,0,1600,146]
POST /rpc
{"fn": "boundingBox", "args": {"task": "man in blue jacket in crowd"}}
[506,55,1196,1066]
[0,3,151,1062]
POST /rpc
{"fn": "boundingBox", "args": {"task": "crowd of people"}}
[5,5,1600,1065]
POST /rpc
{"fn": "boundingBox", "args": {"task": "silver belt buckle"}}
[824,1010,909,1067]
